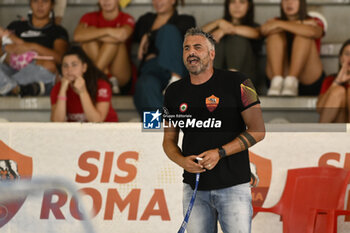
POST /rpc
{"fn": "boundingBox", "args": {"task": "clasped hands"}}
[181,149,220,173]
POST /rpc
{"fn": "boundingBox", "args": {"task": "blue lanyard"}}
[177,173,200,233]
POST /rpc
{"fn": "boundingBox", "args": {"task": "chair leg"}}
[306,209,318,233]
[333,210,350,233]
[326,210,335,233]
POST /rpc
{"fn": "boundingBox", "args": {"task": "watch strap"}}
[218,146,226,159]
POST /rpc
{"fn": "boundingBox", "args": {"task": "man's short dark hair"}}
[184,27,216,49]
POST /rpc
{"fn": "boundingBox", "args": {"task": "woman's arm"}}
[80,91,110,122]
[74,23,133,44]
[105,25,134,43]
[203,19,260,40]
[74,76,110,122]
[137,34,149,60]
[278,19,323,38]
[74,23,110,42]
[5,38,68,64]
[51,80,69,122]
[260,19,283,36]
[202,19,221,33]
[231,25,261,39]
[261,18,323,38]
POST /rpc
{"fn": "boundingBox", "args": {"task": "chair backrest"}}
[276,166,350,233]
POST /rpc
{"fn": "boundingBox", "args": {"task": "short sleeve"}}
[121,13,135,29]
[238,77,260,112]
[96,80,112,102]
[6,21,21,36]
[312,16,325,36]
[50,82,61,105]
[79,12,95,26]
[54,25,69,42]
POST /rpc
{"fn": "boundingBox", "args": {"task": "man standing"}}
[162,27,265,233]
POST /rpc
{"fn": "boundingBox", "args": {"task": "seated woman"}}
[0,0,69,96]
[317,39,350,123]
[202,0,261,83]
[74,0,135,94]
[261,0,325,96]
[51,46,118,122]
[133,0,195,116]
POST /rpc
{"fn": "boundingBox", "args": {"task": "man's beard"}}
[185,55,209,75]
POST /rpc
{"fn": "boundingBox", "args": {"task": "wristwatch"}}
[218,146,226,159]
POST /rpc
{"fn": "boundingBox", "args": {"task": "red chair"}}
[253,167,350,233]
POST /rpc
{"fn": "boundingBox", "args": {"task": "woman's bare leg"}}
[290,35,323,85]
[317,85,346,123]
[110,43,131,87]
[265,32,287,79]
[82,41,132,87]
[81,41,100,64]
[94,42,119,72]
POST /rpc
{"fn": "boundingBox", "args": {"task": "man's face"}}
[183,35,215,75]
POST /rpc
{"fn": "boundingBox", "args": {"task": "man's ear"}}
[210,49,215,60]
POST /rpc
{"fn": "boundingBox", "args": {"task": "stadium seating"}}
[0,0,349,122]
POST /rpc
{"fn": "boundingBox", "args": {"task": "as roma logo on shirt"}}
[205,95,219,112]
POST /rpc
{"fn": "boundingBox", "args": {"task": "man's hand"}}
[197,149,220,170]
[180,155,206,173]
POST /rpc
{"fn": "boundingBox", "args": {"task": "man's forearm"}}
[163,140,184,167]
[222,130,265,157]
